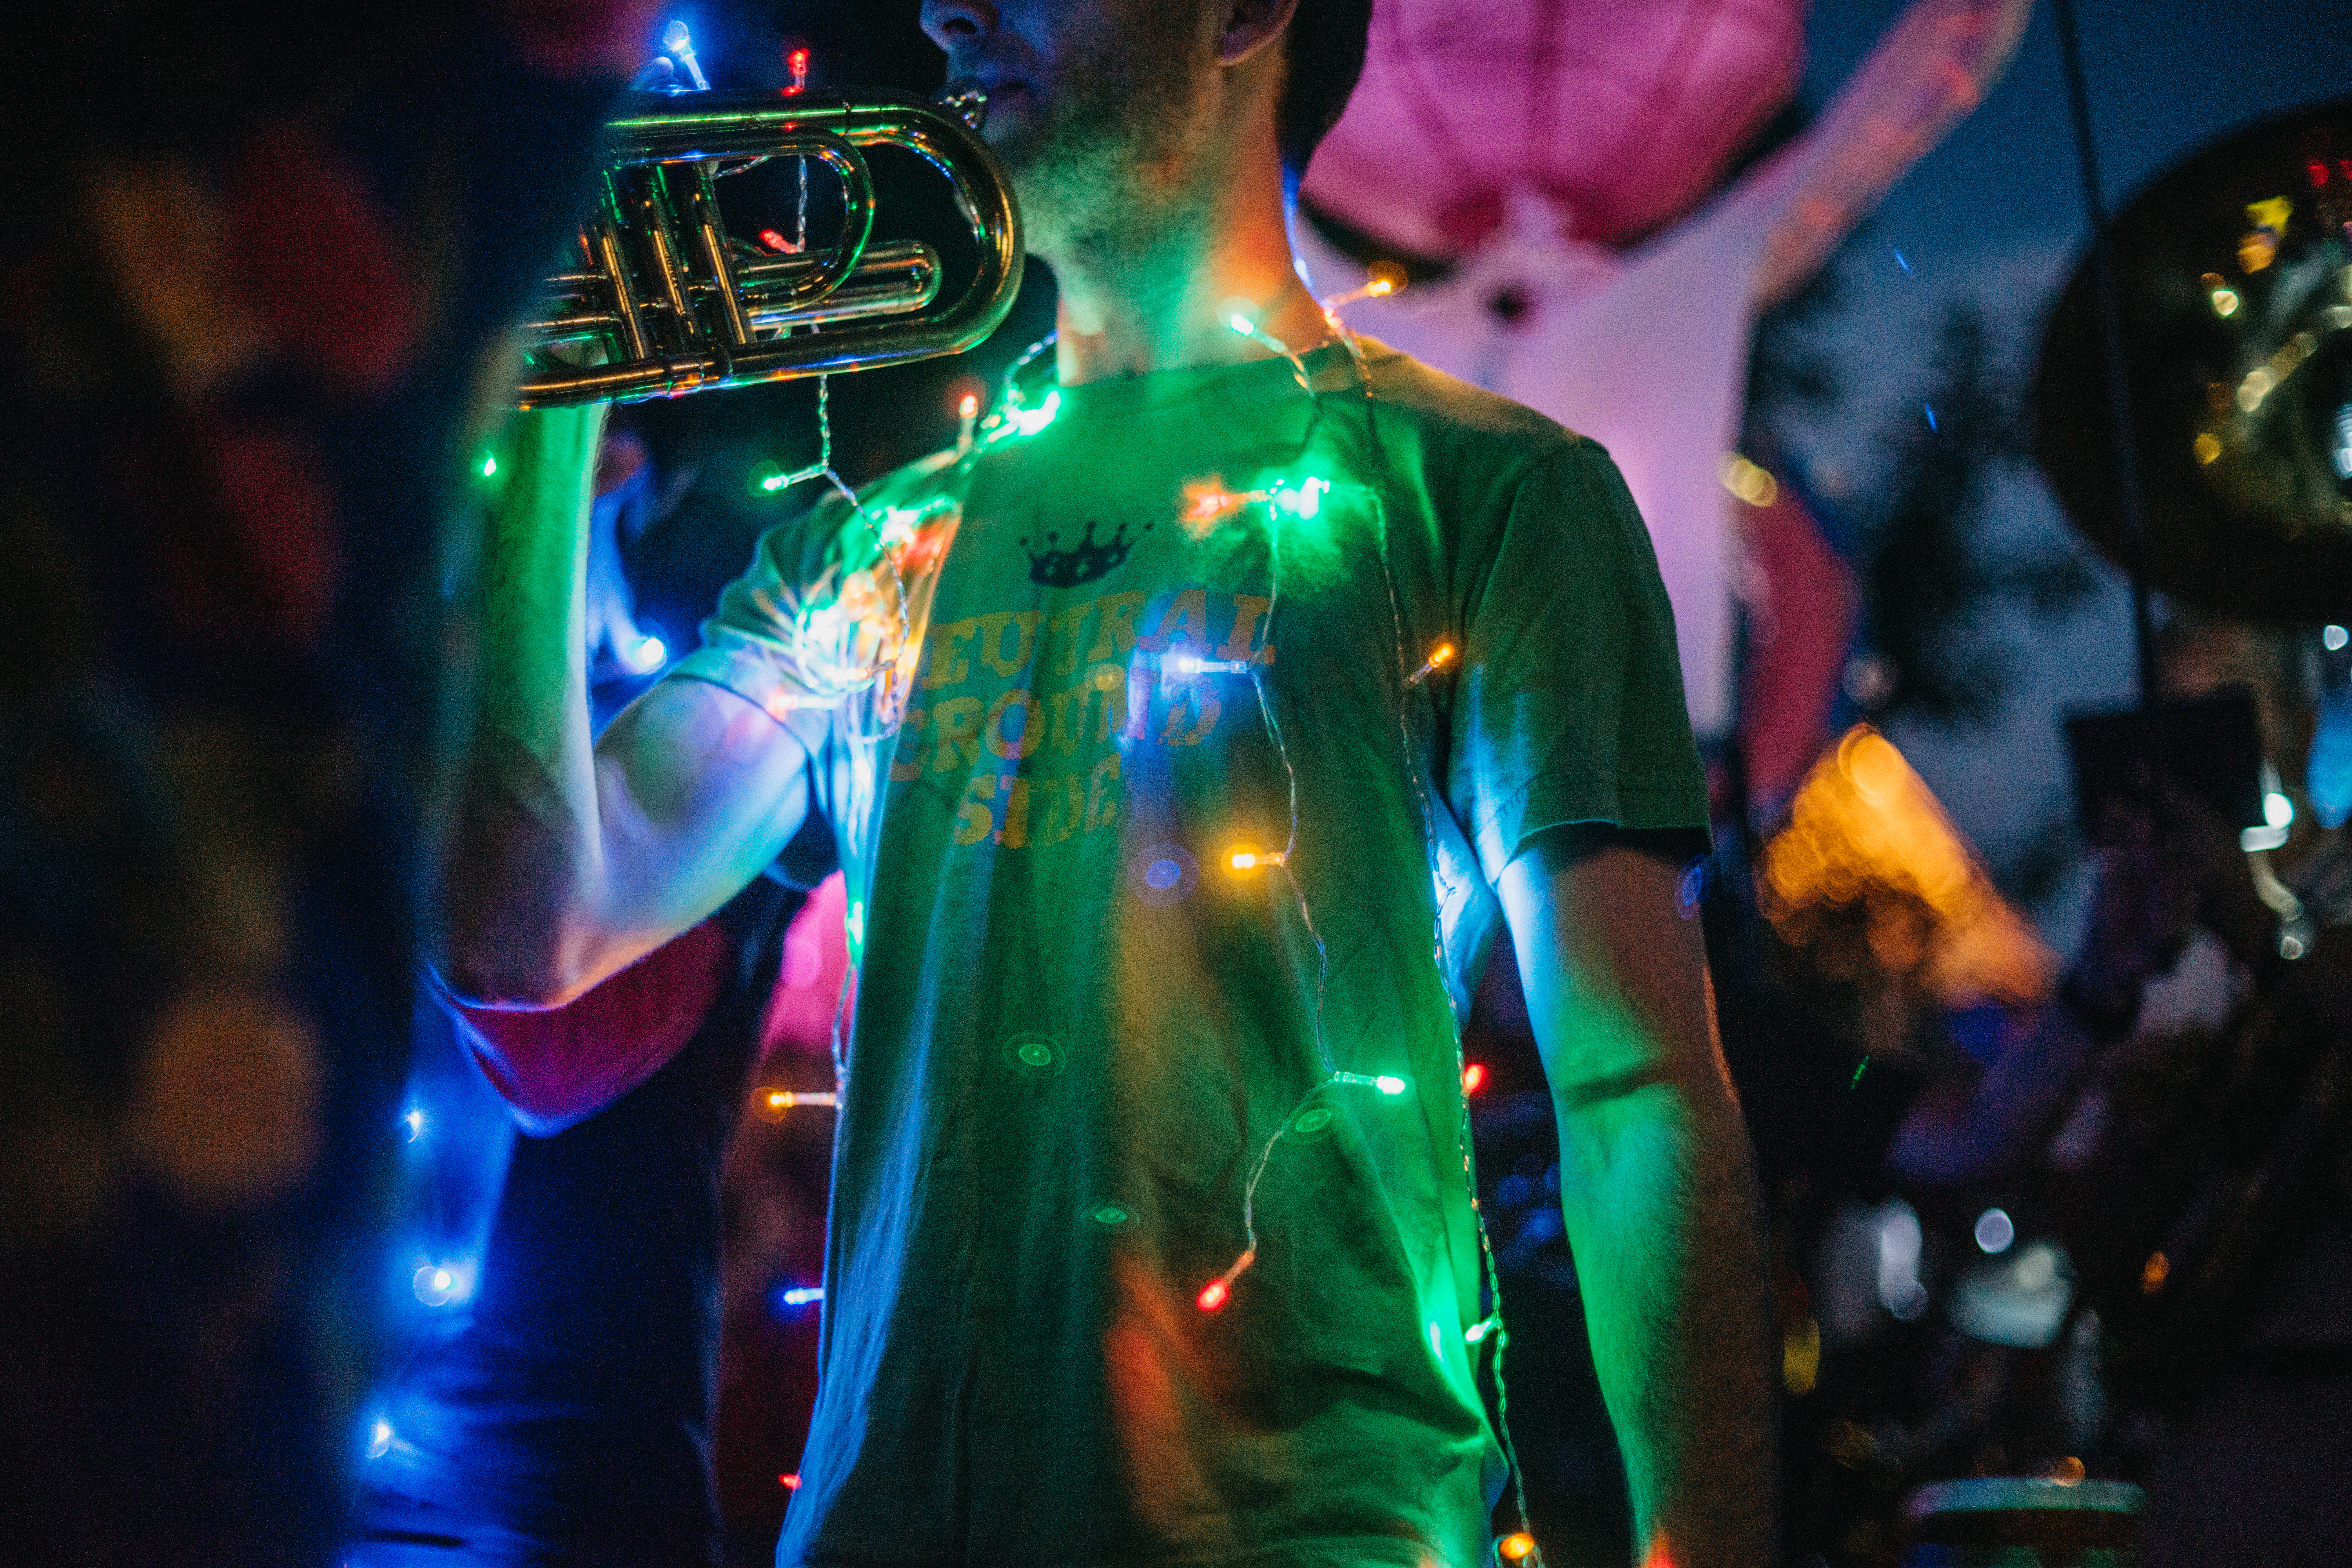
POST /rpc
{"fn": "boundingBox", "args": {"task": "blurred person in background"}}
[1891,615,2352,1568]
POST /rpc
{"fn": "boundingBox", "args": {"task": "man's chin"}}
[976,88,1039,151]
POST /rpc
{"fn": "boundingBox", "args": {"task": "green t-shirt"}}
[671,339,1706,1567]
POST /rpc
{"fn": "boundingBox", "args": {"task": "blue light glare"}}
[412,1259,474,1308]
[1893,248,1912,276]
[367,1418,394,1459]
[402,1106,427,1142]
[1923,403,1938,432]
[768,1283,824,1318]
[1145,858,1182,890]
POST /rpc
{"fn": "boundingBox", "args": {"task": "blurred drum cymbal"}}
[2035,97,2352,622]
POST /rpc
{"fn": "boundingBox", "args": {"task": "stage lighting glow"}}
[479,454,497,479]
[368,1419,394,1459]
[1374,1075,1406,1096]
[779,1472,802,1489]
[1464,1316,1496,1344]
[1227,848,1285,871]
[2325,624,2349,652]
[629,635,667,672]
[402,1106,427,1142]
[1718,452,1778,508]
[1462,1063,1487,1094]
[1499,1532,1538,1561]
[1196,1278,1230,1312]
[1875,1200,1929,1321]
[1760,727,2056,1006]
[1974,1207,2015,1254]
[2266,790,2294,829]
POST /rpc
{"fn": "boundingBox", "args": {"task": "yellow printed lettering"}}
[1034,773,1086,849]
[1084,752,1123,832]
[953,772,999,846]
[1045,599,1096,679]
[922,618,979,689]
[1046,683,1091,756]
[1138,588,1208,653]
[1084,592,1146,661]
[1162,690,1221,746]
[931,695,984,773]
[1218,595,1275,664]
[984,688,1042,760]
[975,610,1042,678]
[1002,775,1031,848]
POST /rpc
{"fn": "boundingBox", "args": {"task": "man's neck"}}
[1044,134,1330,387]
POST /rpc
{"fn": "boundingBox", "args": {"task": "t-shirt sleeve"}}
[666,490,876,738]
[1445,438,1710,884]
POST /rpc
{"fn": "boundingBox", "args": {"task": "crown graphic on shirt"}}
[1019,519,1149,588]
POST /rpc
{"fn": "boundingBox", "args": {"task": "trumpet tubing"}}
[518,89,1022,408]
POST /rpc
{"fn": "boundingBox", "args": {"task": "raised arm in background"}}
[435,402,813,1009]
[1500,828,1779,1568]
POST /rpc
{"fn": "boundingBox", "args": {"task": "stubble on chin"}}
[996,11,1218,261]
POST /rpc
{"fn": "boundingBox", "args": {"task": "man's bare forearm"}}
[1502,840,1777,1568]
[436,402,608,1004]
[434,405,817,1010]
[1557,1062,1776,1567]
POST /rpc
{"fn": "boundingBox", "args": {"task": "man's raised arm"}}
[1498,829,1777,1568]
[435,402,814,1009]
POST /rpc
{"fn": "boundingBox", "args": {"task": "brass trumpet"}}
[518,89,1022,408]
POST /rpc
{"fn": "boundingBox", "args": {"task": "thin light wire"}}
[1322,306,1538,1551]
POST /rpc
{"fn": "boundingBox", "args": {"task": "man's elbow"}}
[430,912,608,1012]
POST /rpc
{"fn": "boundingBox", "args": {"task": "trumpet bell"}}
[518,89,1023,408]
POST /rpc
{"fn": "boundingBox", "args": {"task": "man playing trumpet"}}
[439,2,1776,1563]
